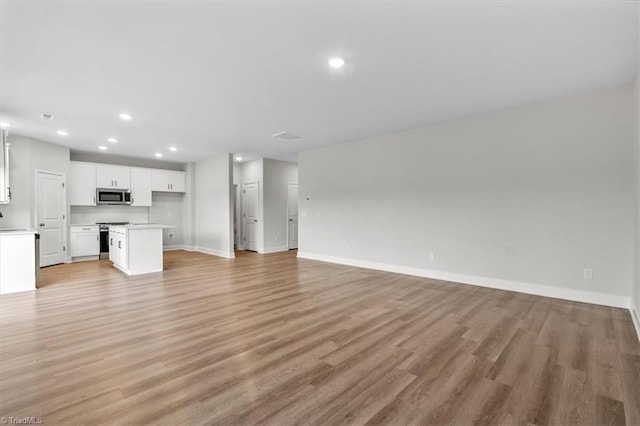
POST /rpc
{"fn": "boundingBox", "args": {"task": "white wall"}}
[0,135,70,230]
[193,153,233,257]
[299,84,636,308]
[633,12,640,324]
[182,162,196,249]
[263,159,298,252]
[70,151,185,171]
[149,193,185,247]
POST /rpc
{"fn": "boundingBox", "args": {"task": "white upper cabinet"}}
[152,170,185,193]
[130,168,152,207]
[168,171,185,192]
[68,161,186,206]
[69,162,97,206]
[96,164,130,189]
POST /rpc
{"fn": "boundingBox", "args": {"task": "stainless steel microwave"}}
[96,188,132,205]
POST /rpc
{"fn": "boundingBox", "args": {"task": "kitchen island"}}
[108,224,174,276]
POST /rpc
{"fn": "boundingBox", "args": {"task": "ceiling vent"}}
[272,131,301,141]
[40,113,54,120]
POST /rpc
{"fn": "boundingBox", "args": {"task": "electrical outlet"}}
[428,252,435,262]
[583,268,593,279]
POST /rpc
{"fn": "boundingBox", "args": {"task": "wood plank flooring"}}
[1,249,639,425]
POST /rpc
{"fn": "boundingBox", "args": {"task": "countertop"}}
[0,228,38,236]
[109,224,176,230]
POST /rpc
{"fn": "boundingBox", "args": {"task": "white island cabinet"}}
[109,224,173,276]
[0,229,37,294]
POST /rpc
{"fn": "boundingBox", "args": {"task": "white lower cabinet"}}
[70,226,100,257]
[109,228,128,269]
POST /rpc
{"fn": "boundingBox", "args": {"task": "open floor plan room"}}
[1,251,639,425]
[1,1,639,425]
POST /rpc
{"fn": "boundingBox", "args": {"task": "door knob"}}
[254,219,258,222]
[39,223,45,227]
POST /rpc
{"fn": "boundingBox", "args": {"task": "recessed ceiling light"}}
[98,146,107,151]
[119,113,133,121]
[169,147,177,152]
[56,130,68,136]
[0,122,10,129]
[235,156,243,162]
[328,57,346,68]
[107,138,118,143]
[155,153,163,158]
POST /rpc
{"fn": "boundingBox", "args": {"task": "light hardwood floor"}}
[1,250,639,425]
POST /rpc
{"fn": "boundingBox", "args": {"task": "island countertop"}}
[110,224,176,230]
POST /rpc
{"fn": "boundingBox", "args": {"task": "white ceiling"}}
[1,1,638,163]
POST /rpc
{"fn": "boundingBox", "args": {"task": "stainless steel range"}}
[97,222,129,259]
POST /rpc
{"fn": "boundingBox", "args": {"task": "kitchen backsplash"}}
[71,205,150,225]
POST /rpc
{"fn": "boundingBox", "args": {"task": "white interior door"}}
[36,171,66,267]
[288,183,298,249]
[243,182,259,251]
[233,184,241,248]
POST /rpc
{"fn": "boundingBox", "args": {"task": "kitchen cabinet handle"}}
[115,180,118,187]
[96,235,99,241]
[93,196,96,204]
[118,241,121,249]
[110,238,113,246]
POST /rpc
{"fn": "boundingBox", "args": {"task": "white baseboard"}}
[185,245,235,259]
[262,245,290,254]
[163,245,187,251]
[70,255,100,262]
[297,252,632,309]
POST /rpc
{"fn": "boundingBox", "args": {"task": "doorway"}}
[287,182,298,249]
[242,182,259,252]
[36,171,66,267]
